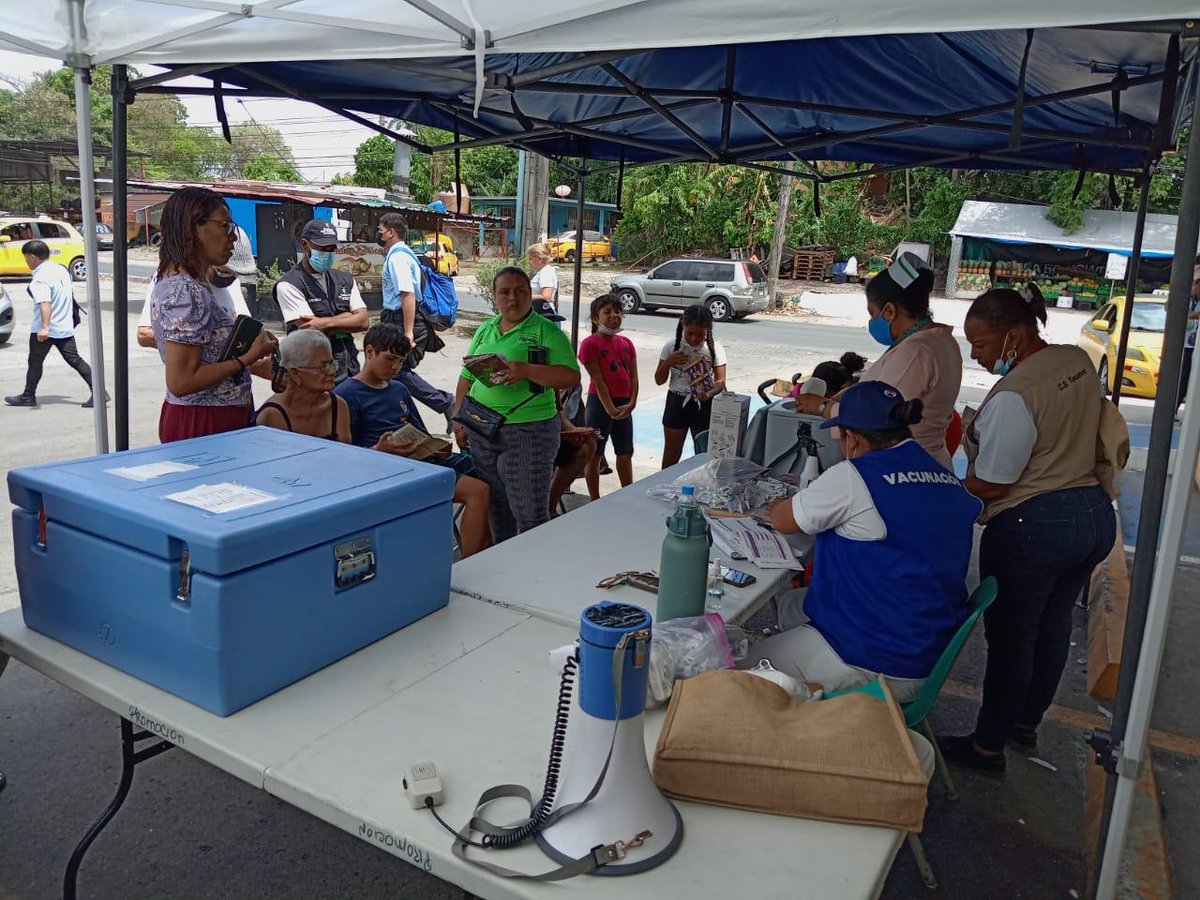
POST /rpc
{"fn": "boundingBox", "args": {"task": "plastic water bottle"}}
[657,486,712,621]
[797,453,821,490]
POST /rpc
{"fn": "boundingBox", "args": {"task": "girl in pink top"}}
[578,294,639,497]
[795,253,962,470]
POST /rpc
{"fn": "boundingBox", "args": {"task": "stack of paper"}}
[705,514,800,570]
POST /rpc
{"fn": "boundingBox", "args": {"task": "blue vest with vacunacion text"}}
[805,440,982,679]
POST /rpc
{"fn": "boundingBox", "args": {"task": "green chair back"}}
[693,430,710,454]
[900,577,998,728]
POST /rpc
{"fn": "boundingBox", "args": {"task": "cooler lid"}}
[8,429,455,575]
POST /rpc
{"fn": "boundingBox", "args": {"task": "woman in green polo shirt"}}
[453,267,580,542]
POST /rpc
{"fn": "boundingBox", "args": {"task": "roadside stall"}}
[947,200,1182,307]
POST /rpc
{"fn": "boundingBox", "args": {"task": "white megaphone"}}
[536,602,683,875]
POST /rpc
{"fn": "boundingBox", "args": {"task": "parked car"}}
[410,232,459,276]
[1076,294,1166,399]
[610,257,770,321]
[548,229,611,262]
[0,280,14,344]
[95,222,114,250]
[0,216,87,281]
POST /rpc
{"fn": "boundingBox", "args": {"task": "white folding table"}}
[451,457,811,628]
[0,607,911,900]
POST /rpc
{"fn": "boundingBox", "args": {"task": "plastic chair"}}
[822,577,999,890]
[692,430,710,454]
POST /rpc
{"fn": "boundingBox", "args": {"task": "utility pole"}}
[517,151,550,253]
[767,162,796,307]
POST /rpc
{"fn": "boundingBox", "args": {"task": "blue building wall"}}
[472,196,618,253]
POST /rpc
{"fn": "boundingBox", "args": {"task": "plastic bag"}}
[646,457,792,513]
[648,613,745,706]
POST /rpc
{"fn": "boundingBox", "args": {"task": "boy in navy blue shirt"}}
[335,324,491,556]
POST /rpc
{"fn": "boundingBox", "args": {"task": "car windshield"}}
[1130,301,1166,332]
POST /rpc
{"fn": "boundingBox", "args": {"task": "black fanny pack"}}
[453,393,538,441]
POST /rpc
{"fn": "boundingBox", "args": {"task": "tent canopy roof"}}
[951,199,1181,257]
[3,1,1199,64]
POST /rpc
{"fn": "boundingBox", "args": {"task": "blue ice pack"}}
[8,428,456,715]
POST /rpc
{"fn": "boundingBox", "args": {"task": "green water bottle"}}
[657,485,712,621]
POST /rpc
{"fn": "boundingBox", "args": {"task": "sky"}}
[0,49,379,182]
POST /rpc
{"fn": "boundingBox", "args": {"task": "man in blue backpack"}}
[377,212,454,431]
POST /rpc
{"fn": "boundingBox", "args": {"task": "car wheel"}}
[617,289,641,314]
[564,249,576,263]
[706,296,733,322]
[149,231,163,248]
[69,257,86,281]
[1098,358,1111,395]
[0,331,11,346]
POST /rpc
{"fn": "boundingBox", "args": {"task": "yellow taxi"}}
[548,229,612,262]
[1076,294,1166,399]
[411,232,459,276]
[0,216,89,281]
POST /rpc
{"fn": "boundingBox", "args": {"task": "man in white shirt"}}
[273,219,369,384]
[5,240,96,408]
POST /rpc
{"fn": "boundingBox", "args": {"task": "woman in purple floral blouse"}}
[151,187,277,442]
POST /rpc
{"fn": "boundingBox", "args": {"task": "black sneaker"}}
[598,456,613,476]
[4,393,37,408]
[1008,725,1039,753]
[82,391,110,409]
[937,734,1007,774]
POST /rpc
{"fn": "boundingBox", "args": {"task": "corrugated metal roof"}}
[951,200,1180,258]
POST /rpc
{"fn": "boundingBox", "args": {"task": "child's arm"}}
[703,363,728,402]
[623,346,639,414]
[582,357,619,416]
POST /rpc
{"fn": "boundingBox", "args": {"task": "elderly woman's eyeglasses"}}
[198,216,238,237]
[292,360,338,375]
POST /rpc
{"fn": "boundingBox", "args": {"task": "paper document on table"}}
[706,514,799,569]
[105,461,199,482]
[165,482,278,514]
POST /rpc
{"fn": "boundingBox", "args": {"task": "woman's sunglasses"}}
[198,216,238,237]
[292,360,338,375]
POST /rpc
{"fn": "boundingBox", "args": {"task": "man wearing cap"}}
[746,380,982,702]
[274,219,369,385]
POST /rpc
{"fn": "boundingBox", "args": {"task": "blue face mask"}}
[868,313,893,347]
[993,332,1017,376]
[309,250,335,272]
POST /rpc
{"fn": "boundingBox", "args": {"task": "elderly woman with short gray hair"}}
[255,329,351,442]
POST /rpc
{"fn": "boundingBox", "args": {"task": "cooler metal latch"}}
[334,535,376,590]
[177,549,192,604]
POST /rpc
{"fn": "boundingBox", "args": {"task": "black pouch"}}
[453,392,539,442]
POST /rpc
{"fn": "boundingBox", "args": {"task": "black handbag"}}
[453,393,538,442]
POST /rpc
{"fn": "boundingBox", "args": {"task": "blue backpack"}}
[394,243,458,330]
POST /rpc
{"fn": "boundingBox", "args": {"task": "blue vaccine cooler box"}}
[8,429,456,715]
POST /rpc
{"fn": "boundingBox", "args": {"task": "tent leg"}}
[1094,76,1200,899]
[571,162,587,351]
[1109,167,1152,408]
[112,64,130,451]
[74,66,109,455]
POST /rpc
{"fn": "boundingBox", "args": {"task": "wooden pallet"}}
[791,249,835,280]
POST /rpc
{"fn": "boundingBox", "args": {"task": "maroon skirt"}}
[159,401,253,444]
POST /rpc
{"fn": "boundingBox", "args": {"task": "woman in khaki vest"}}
[939,287,1118,774]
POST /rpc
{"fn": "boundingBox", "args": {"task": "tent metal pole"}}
[1093,72,1200,896]
[615,150,625,212]
[1110,167,1153,408]
[112,65,130,451]
[71,63,109,454]
[571,162,586,352]
[719,46,737,159]
[1096,260,1200,900]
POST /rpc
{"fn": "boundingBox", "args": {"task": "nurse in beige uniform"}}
[938,286,1122,774]
[796,253,962,470]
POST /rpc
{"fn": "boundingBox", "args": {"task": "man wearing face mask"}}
[751,381,982,701]
[937,286,1123,774]
[274,219,369,385]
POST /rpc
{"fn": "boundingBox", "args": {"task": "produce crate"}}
[791,248,836,281]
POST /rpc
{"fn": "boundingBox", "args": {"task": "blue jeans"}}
[974,484,1116,751]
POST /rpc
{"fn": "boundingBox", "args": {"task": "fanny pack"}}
[453,393,537,442]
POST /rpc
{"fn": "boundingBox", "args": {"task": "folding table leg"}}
[63,717,176,900]
[906,832,938,891]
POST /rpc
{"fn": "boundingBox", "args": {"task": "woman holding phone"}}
[151,187,277,443]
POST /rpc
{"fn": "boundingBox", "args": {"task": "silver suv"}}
[609,257,769,321]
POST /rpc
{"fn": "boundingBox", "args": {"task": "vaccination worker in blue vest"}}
[747,381,983,701]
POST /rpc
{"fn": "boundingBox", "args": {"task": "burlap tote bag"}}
[653,670,929,831]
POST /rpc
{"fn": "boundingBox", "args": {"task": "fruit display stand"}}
[954,258,1113,310]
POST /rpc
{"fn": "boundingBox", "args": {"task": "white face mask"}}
[597,324,622,336]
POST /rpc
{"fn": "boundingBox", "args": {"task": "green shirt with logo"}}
[462,311,579,424]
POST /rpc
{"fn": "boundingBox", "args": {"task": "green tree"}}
[348,134,395,189]
[242,153,302,182]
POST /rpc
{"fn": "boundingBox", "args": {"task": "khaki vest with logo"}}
[965,345,1103,522]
